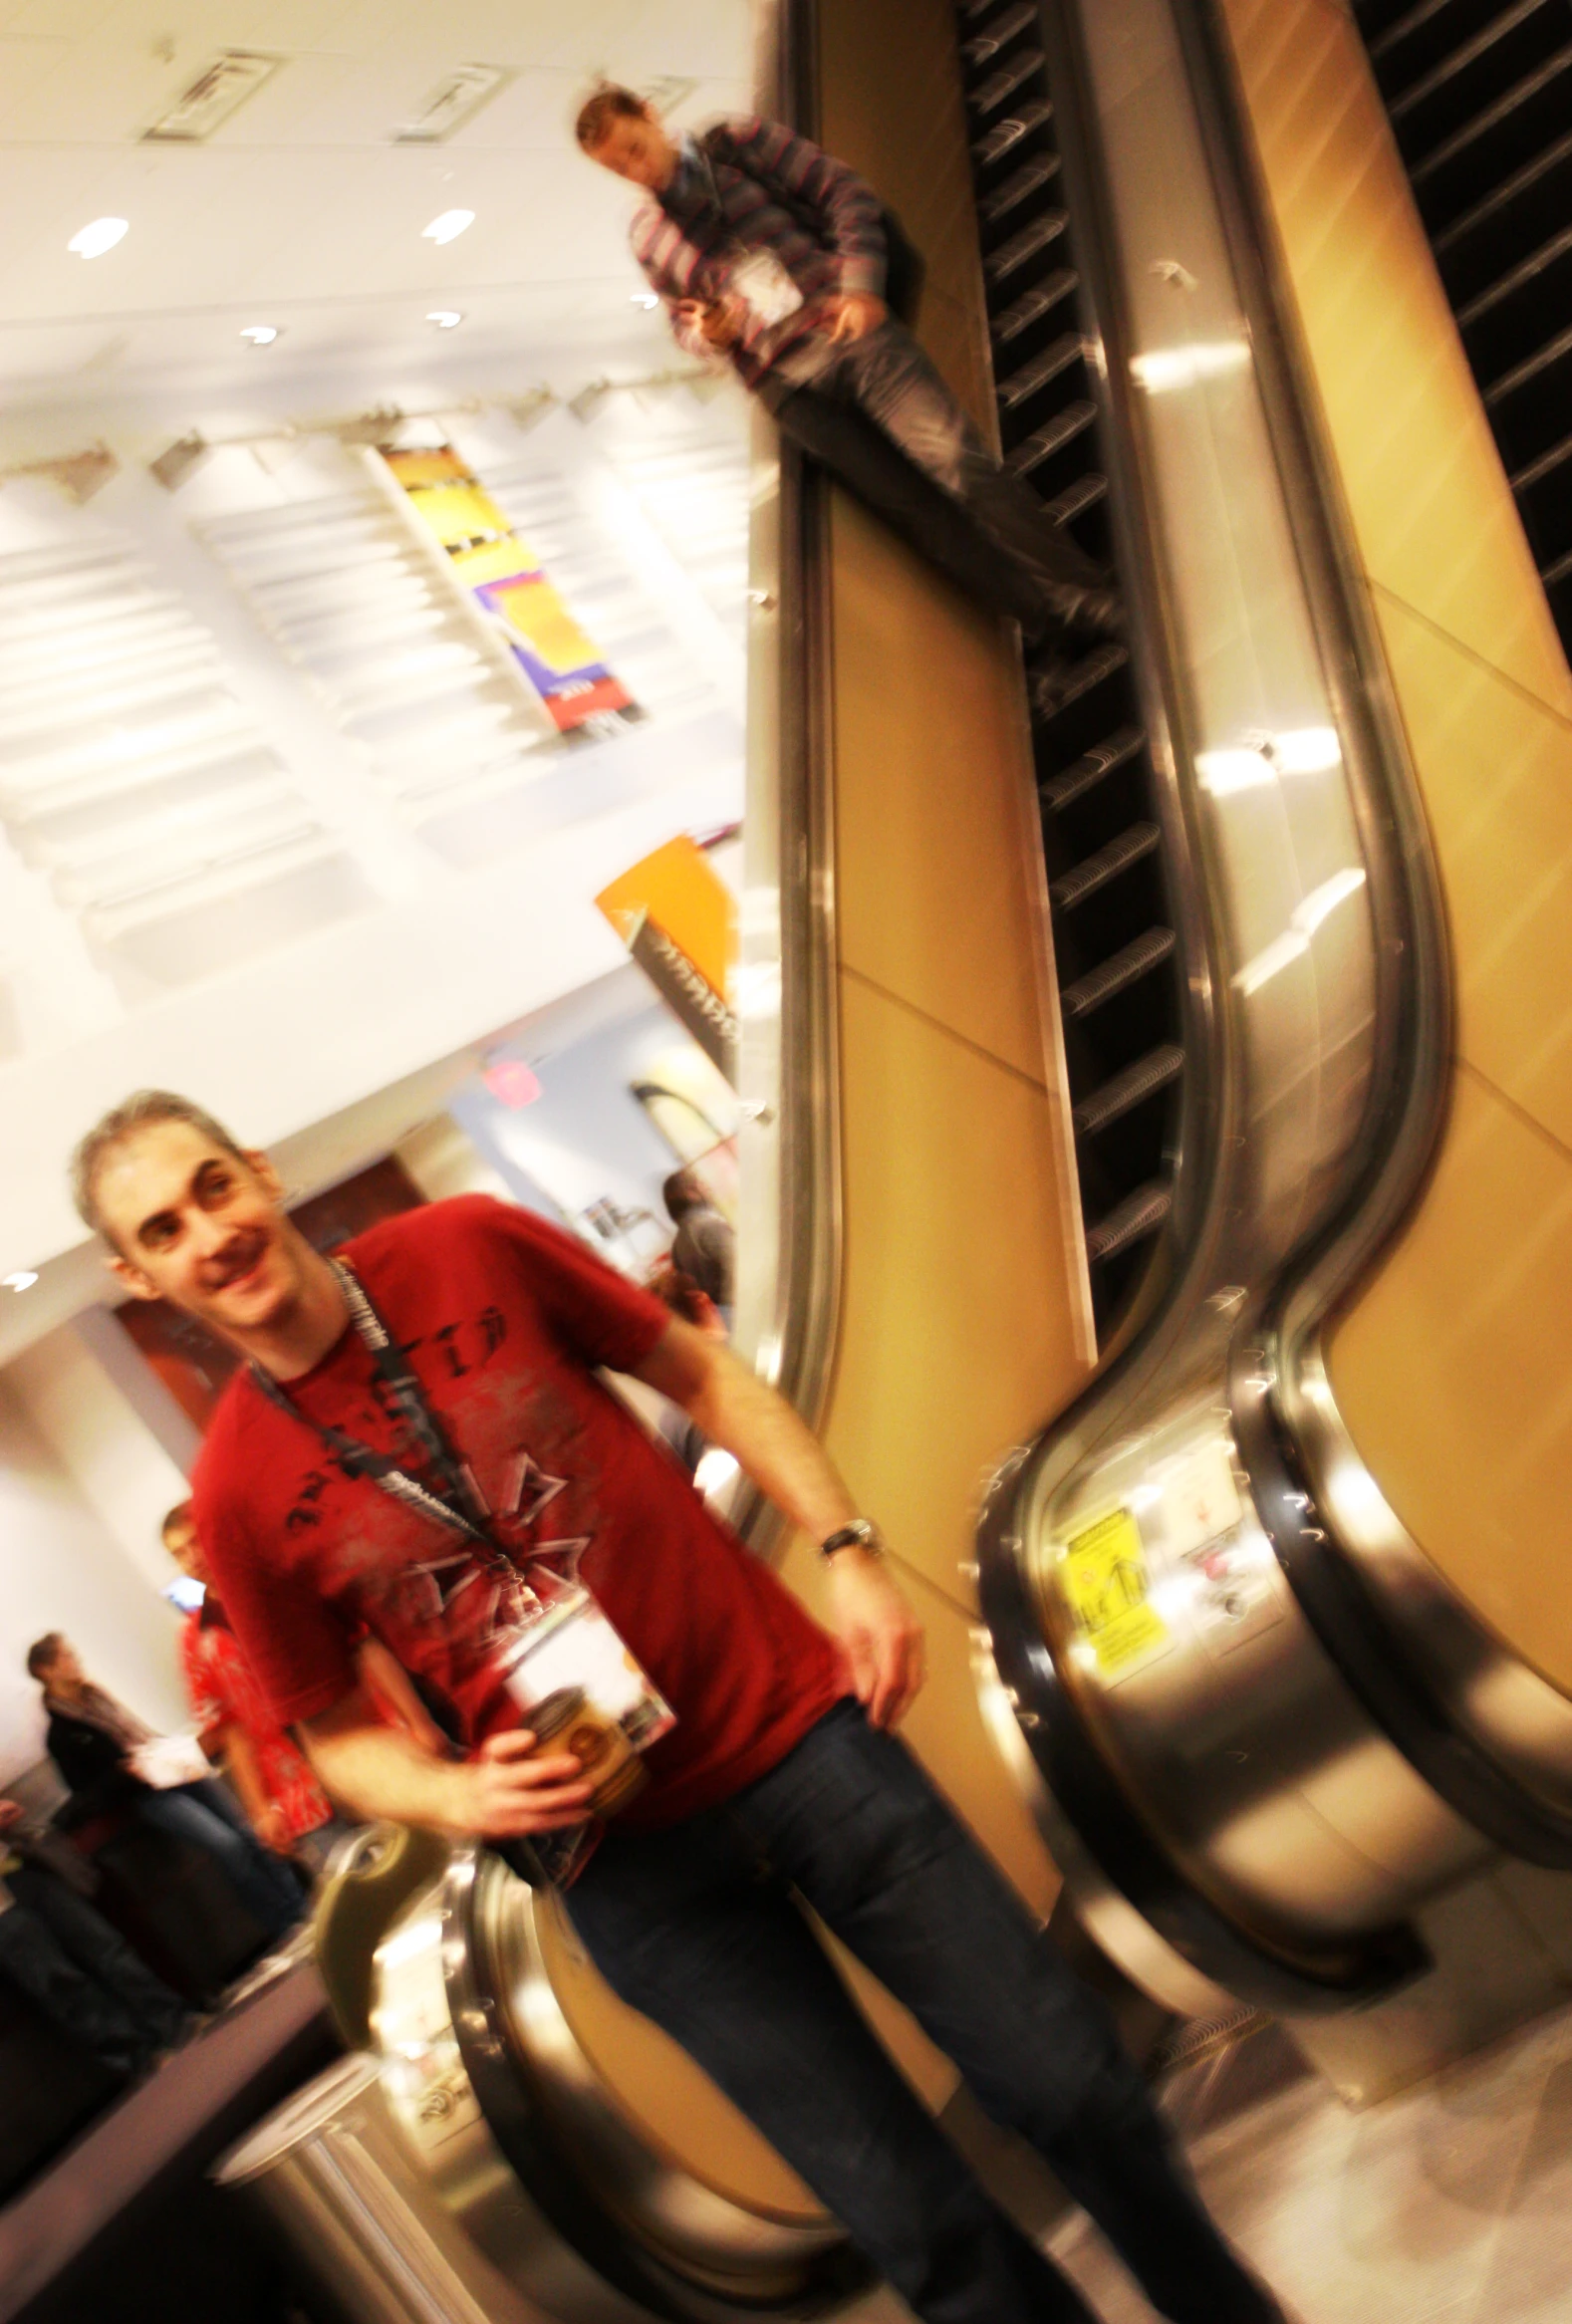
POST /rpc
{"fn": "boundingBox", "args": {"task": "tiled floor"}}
[1050,2001,1572,2324]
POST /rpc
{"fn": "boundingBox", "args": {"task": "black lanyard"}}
[249,1262,515,1576]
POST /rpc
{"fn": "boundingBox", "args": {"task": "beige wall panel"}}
[818,0,986,335]
[1325,1067,1572,1691]
[819,969,1089,1610]
[830,491,1057,1083]
[1221,0,1572,723]
[1374,594,1572,1149]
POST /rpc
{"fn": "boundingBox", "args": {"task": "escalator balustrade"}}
[957,0,1184,1339]
[1356,0,1572,654]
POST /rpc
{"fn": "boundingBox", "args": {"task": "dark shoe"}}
[1044,578,1125,640]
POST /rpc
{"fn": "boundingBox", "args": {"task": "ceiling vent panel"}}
[142,52,283,143]
[394,64,511,144]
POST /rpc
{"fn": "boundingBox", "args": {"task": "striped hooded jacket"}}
[630,119,888,388]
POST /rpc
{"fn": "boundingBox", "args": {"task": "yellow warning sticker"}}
[1061,1508,1169,1673]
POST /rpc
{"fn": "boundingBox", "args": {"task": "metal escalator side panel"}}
[1195,0,1572,1861]
[969,0,1516,2013]
[367,1852,866,2324]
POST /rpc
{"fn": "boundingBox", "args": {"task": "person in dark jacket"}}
[28,1635,302,1941]
[577,87,1121,653]
[661,1167,735,1313]
[0,1797,189,2082]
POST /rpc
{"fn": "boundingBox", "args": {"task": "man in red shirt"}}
[72,1089,1283,2324]
[164,1503,344,1874]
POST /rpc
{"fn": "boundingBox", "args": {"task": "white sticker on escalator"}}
[1158,1441,1243,1560]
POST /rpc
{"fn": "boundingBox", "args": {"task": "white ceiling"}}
[0,0,753,407]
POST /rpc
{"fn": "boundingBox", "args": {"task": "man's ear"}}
[105,1250,160,1303]
[247,1149,285,1204]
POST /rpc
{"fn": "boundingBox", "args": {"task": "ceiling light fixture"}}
[426,309,463,330]
[422,208,474,245]
[240,324,279,346]
[630,292,659,309]
[2,1271,38,1292]
[69,217,129,259]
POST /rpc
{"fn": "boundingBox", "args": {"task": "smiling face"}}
[587,108,680,193]
[94,1118,312,1350]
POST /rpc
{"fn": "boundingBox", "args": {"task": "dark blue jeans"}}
[0,1868,187,2077]
[136,1779,302,1939]
[567,1701,1277,2324]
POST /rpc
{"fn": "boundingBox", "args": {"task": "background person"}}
[660,1166,735,1315]
[163,1504,348,1880]
[0,1797,189,2085]
[164,1502,449,1876]
[577,86,1121,654]
[30,1634,302,1943]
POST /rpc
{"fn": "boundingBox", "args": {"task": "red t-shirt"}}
[190,1196,848,1831]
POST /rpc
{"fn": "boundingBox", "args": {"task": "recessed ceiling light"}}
[240,324,279,346]
[2,1271,38,1292]
[426,309,463,330]
[69,217,129,259]
[422,208,474,245]
[631,292,659,309]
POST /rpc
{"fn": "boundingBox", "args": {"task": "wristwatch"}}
[819,1518,884,1561]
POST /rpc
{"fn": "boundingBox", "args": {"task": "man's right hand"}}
[676,295,741,350]
[454,1729,596,1837]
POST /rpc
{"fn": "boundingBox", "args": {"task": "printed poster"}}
[379,444,637,736]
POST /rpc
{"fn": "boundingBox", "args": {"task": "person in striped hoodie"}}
[577,86,1120,648]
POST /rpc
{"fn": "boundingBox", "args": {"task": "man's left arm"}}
[719,119,889,340]
[631,1320,924,1727]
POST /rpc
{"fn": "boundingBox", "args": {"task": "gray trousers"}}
[766,319,1109,641]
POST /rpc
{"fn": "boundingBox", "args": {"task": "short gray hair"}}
[71,1089,246,1243]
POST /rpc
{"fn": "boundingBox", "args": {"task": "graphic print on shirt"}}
[291,1315,607,1698]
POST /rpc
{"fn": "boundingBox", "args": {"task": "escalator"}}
[218,0,1572,2312]
[1354,0,1572,656]
[960,3,1185,1337]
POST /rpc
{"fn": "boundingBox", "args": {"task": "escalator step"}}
[1039,472,1108,527]
[1455,217,1572,324]
[1085,1180,1173,1264]
[1073,1044,1185,1137]
[973,100,1054,168]
[1061,926,1177,1018]
[1006,399,1100,476]
[997,331,1089,410]
[969,50,1048,120]
[985,211,1070,284]
[1369,0,1475,68]
[1512,425,1572,490]
[962,2,1038,65]
[1434,122,1572,256]
[1041,726,1147,812]
[1050,821,1160,910]
[1030,642,1129,723]
[1411,40,1572,187]
[978,154,1062,224]
[992,269,1081,344]
[1484,315,1572,403]
[1389,0,1555,124]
